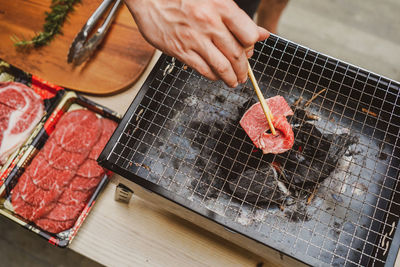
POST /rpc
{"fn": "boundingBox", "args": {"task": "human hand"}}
[125,0,270,87]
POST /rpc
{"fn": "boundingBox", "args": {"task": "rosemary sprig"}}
[12,0,81,48]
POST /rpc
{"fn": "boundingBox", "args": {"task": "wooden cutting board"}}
[0,0,155,95]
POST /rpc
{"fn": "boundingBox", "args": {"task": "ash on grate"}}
[227,164,287,205]
[191,95,358,212]
[134,76,361,229]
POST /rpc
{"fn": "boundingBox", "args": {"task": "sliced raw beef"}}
[0,83,28,108]
[240,95,294,154]
[11,111,115,233]
[26,154,48,178]
[45,202,85,221]
[70,175,102,192]
[28,201,58,221]
[31,167,75,191]
[0,82,44,164]
[43,138,87,170]
[77,159,105,178]
[89,118,117,160]
[58,185,94,206]
[11,193,36,220]
[12,174,60,220]
[0,118,8,151]
[15,174,61,207]
[12,189,57,221]
[28,154,75,190]
[0,104,15,117]
[11,88,43,134]
[54,110,101,153]
[35,218,76,234]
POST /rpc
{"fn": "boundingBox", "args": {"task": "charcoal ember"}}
[294,123,331,159]
[283,122,356,187]
[228,164,286,205]
[192,164,227,198]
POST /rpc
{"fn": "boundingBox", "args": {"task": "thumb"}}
[257,26,270,41]
[246,46,254,58]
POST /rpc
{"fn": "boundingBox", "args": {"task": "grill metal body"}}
[99,35,400,266]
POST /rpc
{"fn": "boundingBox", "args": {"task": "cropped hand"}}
[125,0,270,87]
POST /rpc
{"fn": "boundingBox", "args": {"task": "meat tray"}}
[0,89,120,247]
[0,59,65,185]
[99,35,400,266]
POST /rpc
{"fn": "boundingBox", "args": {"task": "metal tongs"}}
[67,0,122,65]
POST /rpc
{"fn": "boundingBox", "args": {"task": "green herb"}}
[11,0,81,48]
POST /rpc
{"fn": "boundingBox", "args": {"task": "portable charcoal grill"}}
[99,34,400,266]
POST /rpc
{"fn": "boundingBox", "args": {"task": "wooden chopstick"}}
[247,61,276,135]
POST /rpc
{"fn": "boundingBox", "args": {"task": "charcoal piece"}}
[282,122,356,187]
[228,164,285,205]
[215,94,226,103]
[294,123,331,159]
[191,169,226,199]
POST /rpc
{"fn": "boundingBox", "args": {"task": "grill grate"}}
[99,35,400,266]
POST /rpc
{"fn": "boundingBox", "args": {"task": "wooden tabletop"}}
[72,51,273,267]
[0,0,155,94]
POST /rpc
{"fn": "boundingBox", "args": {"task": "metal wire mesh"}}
[101,35,400,266]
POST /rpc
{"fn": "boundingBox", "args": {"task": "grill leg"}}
[114,183,134,204]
